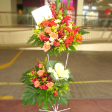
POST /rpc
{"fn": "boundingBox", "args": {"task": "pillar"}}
[0,0,17,26]
[76,0,84,26]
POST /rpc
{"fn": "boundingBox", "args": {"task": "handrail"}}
[0,27,112,32]
[0,12,112,18]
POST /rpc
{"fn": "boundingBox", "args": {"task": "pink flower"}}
[38,32,45,41]
[38,32,44,38]
[44,27,51,33]
[43,42,51,52]
[46,82,54,88]
[49,32,58,39]
[39,64,43,69]
[34,80,40,88]
[37,70,45,77]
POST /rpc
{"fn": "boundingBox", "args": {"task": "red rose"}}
[53,41,60,47]
[41,36,49,41]
[40,84,48,90]
[43,74,48,77]
[47,77,51,81]
[54,90,58,97]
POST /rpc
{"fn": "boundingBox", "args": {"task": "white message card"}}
[31,5,52,25]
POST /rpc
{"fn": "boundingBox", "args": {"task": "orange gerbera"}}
[67,6,74,11]
[65,36,73,44]
[49,21,57,27]
[64,15,71,20]
[42,20,50,26]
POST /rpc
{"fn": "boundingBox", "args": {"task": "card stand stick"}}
[39,53,70,112]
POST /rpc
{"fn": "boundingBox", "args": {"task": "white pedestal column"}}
[76,0,84,26]
[0,0,17,26]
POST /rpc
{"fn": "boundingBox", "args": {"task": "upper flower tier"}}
[27,0,89,56]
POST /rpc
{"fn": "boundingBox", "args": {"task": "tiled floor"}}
[0,50,112,99]
[0,99,112,112]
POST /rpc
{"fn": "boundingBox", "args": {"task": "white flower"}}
[53,70,59,80]
[49,37,54,42]
[58,39,63,43]
[55,63,64,72]
[63,36,67,40]
[63,70,69,79]
[56,24,59,28]
[55,19,61,23]
[48,67,54,73]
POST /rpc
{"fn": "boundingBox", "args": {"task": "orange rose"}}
[34,81,40,88]
[39,64,43,69]
[49,32,58,39]
[46,82,54,88]
[43,42,51,52]
[38,32,45,41]
[37,70,45,77]
[44,27,51,33]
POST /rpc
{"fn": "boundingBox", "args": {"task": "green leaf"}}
[32,40,37,45]
[50,48,54,56]
[78,29,89,35]
[20,71,32,85]
[22,86,38,106]
[69,46,77,51]
[42,101,48,110]
[27,35,36,44]
[65,48,69,53]
[35,66,39,71]
[59,91,70,105]
[38,98,45,107]
[37,90,56,110]
[54,50,58,57]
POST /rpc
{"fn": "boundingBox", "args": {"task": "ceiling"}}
[84,0,112,10]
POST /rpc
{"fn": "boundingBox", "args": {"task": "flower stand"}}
[39,53,70,112]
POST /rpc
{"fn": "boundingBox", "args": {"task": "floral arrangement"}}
[27,0,89,56]
[20,58,73,110]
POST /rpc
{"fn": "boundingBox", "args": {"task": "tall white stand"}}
[39,53,70,112]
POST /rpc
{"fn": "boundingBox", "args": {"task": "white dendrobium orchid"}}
[68,23,72,29]
[36,26,39,30]
[64,36,67,40]
[49,37,55,42]
[56,24,59,28]
[58,39,63,43]
[55,19,61,23]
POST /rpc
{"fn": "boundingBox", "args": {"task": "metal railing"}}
[0,12,112,28]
